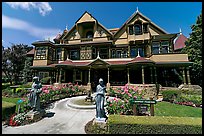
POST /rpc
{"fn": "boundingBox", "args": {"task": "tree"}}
[181,12,202,87]
[23,57,33,83]
[2,44,33,85]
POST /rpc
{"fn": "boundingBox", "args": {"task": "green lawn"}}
[155,101,202,117]
[2,97,22,104]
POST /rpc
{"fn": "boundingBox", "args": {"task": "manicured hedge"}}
[161,90,181,102]
[2,101,16,121]
[108,115,202,134]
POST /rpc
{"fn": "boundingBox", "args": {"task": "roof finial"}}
[136,7,139,12]
[65,25,68,31]
[97,51,100,59]
[136,49,140,58]
[179,28,182,35]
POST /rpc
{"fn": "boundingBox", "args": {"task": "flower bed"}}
[5,82,85,127]
[106,84,146,115]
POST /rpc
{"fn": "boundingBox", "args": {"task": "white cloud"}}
[5,2,52,16]
[2,14,61,41]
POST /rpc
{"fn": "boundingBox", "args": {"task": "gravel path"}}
[2,98,96,134]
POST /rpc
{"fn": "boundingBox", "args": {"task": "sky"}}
[2,2,202,48]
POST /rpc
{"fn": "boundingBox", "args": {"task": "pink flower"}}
[43,90,49,94]
[128,93,132,97]
[133,96,137,99]
[110,104,113,107]
[121,105,124,108]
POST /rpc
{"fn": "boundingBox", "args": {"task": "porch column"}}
[107,68,110,84]
[87,68,91,91]
[88,68,91,83]
[128,45,130,58]
[127,68,130,84]
[142,66,145,84]
[182,67,186,85]
[154,67,157,84]
[186,67,191,85]
[107,67,111,91]
[150,67,153,84]
[59,68,62,83]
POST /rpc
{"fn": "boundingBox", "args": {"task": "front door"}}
[91,69,107,92]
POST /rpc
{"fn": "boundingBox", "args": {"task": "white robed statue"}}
[28,76,42,111]
[95,78,107,120]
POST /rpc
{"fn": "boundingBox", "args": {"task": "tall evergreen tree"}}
[181,12,202,86]
[2,44,33,85]
[23,57,33,83]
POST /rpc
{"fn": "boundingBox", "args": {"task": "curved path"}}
[2,98,96,134]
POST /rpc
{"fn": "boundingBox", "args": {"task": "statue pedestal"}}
[26,109,46,121]
[92,118,107,129]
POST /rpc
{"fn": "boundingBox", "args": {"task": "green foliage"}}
[2,83,11,90]
[106,85,145,115]
[181,12,202,87]
[161,90,181,102]
[176,94,202,106]
[2,44,33,85]
[40,77,51,84]
[2,101,16,121]
[108,115,202,134]
[155,102,202,117]
[23,57,33,83]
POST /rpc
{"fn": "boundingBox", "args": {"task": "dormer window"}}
[128,25,134,35]
[86,31,93,38]
[134,20,142,35]
[134,24,142,35]
[143,23,148,33]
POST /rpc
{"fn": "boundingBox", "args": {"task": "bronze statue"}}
[28,76,42,111]
[95,78,107,120]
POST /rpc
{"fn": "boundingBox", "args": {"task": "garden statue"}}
[95,78,107,121]
[28,76,43,111]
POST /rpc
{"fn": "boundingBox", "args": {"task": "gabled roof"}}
[88,57,110,66]
[129,56,155,64]
[27,48,35,55]
[114,10,168,37]
[62,11,113,39]
[174,34,188,50]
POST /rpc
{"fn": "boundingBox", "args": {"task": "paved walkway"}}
[2,98,96,134]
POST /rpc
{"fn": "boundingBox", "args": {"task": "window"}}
[130,47,137,58]
[111,50,116,58]
[116,50,122,58]
[161,41,169,54]
[70,50,80,60]
[138,48,144,57]
[56,48,62,60]
[99,48,108,59]
[122,50,128,58]
[48,47,55,61]
[152,42,160,54]
[35,47,46,59]
[92,47,97,59]
[129,25,133,35]
[86,31,94,38]
[39,72,49,80]
[134,24,142,35]
[143,23,148,33]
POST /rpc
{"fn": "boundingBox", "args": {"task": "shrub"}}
[176,94,202,106]
[2,83,11,90]
[2,101,16,121]
[108,115,202,134]
[106,84,145,115]
[161,90,181,102]
[40,77,51,84]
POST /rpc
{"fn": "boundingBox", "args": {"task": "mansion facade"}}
[28,10,192,91]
